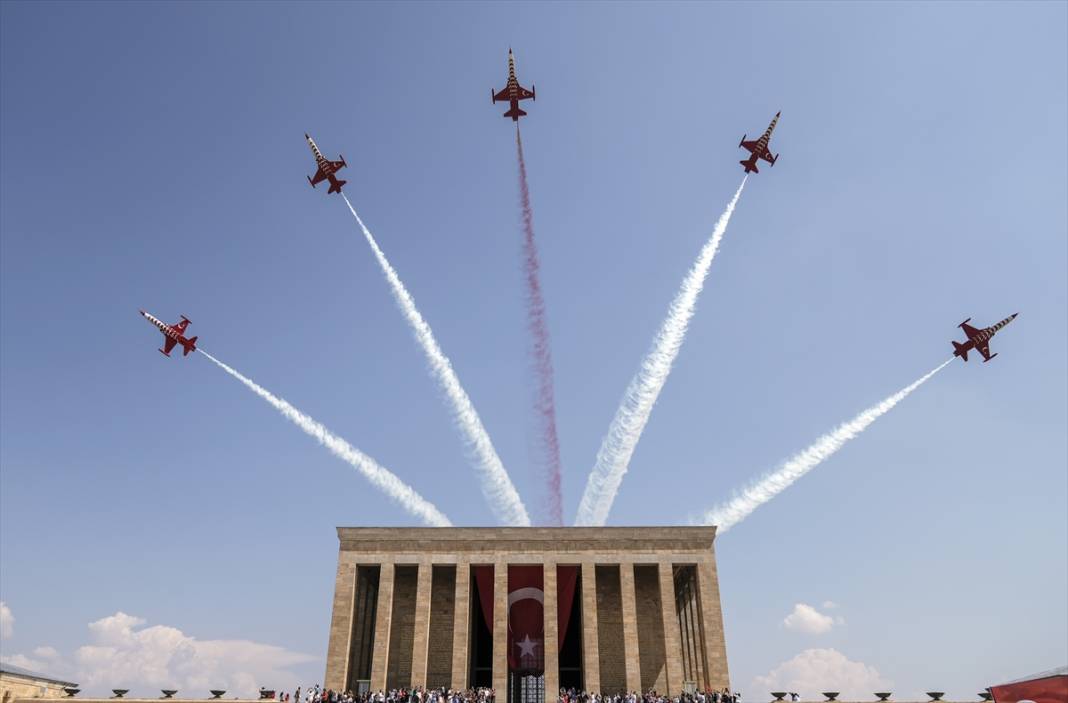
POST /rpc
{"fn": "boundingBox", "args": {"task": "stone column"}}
[492,561,509,697]
[325,558,356,690]
[451,560,471,690]
[656,562,684,695]
[580,562,600,693]
[410,560,434,687]
[695,557,730,689]
[619,563,642,693]
[543,562,559,699]
[370,563,396,692]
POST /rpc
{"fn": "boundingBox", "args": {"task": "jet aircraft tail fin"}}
[740,159,759,174]
[183,336,198,356]
[328,179,347,194]
[952,340,968,362]
[504,106,527,121]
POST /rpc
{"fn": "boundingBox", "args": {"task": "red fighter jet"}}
[739,111,781,174]
[492,48,535,121]
[952,313,1018,362]
[305,133,347,194]
[140,310,198,357]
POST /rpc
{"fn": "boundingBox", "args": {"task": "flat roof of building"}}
[0,660,77,686]
[335,525,720,554]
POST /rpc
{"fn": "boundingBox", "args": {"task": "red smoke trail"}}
[516,125,564,525]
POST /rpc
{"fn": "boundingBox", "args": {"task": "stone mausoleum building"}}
[324,527,729,702]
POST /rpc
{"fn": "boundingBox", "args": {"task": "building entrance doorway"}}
[510,673,544,703]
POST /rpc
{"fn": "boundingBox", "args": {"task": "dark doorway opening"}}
[469,566,493,688]
[346,565,380,692]
[510,673,544,703]
[558,568,583,691]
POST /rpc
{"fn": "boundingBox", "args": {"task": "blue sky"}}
[1,0,1065,695]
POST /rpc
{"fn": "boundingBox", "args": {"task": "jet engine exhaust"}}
[197,349,452,527]
[516,125,564,526]
[575,176,748,527]
[699,358,953,533]
[340,194,532,527]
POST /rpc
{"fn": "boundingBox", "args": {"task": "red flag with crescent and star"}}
[508,565,544,672]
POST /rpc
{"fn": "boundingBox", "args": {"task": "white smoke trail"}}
[340,194,531,527]
[700,358,953,533]
[575,177,748,526]
[198,349,452,527]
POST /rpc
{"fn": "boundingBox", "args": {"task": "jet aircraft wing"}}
[493,87,511,102]
[162,336,178,355]
[309,167,327,186]
[516,85,535,100]
[740,139,760,154]
[758,146,777,164]
[976,339,993,361]
[961,322,981,339]
[173,318,190,333]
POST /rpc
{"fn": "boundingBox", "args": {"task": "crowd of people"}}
[273,684,742,703]
[275,686,498,703]
[559,688,742,703]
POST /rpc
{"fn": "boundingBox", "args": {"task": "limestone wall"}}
[595,565,626,693]
[426,565,458,688]
[634,565,667,693]
[2,676,70,702]
[386,566,419,689]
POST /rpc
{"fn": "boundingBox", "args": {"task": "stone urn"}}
[927,694,946,701]
[112,691,130,699]
[210,692,227,700]
[824,694,841,702]
[162,692,178,699]
[979,695,993,702]
[64,689,81,698]
[875,694,893,702]
[771,695,788,702]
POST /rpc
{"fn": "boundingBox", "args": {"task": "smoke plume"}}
[700,358,953,533]
[341,195,531,527]
[575,177,748,526]
[198,349,451,527]
[516,125,564,525]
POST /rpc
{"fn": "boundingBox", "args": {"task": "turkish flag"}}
[990,671,1067,703]
[508,565,544,672]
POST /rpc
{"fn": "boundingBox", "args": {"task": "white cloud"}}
[822,601,839,610]
[0,601,13,639]
[1,611,316,697]
[783,603,836,634]
[73,612,317,696]
[0,652,49,672]
[754,648,890,699]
